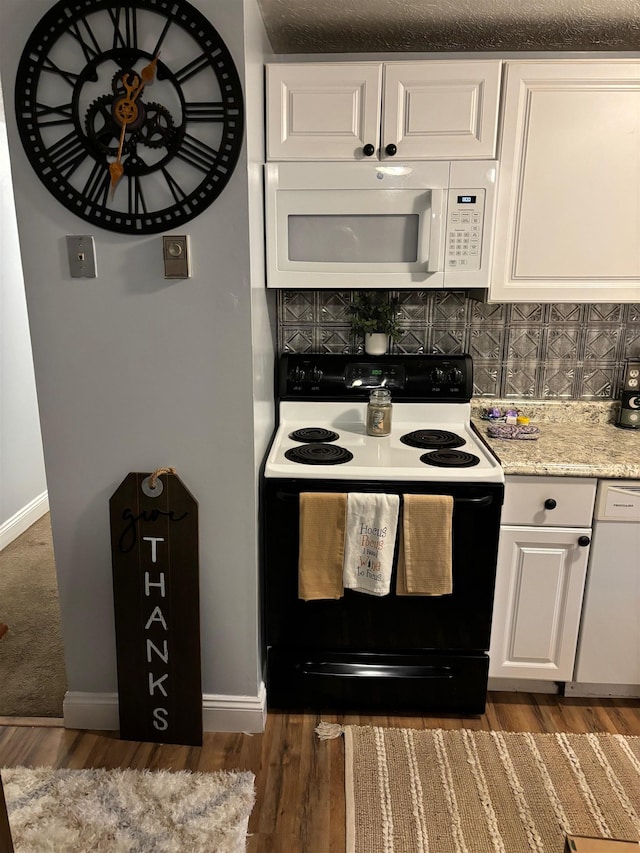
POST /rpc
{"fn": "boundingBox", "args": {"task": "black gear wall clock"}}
[15,0,244,234]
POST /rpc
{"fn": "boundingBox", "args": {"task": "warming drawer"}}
[267,649,490,714]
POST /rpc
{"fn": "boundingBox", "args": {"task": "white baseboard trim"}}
[63,684,267,734]
[0,491,49,551]
[202,683,267,733]
[63,692,119,731]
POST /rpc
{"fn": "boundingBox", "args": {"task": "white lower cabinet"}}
[489,477,596,681]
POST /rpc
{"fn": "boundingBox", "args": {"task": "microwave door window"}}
[287,214,419,263]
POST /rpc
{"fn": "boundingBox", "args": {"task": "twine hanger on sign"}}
[141,466,177,497]
[148,466,176,489]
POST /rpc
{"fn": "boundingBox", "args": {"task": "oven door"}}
[262,478,504,712]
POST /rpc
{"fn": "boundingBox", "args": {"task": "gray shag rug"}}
[1,766,255,852]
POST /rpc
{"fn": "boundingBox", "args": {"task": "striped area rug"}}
[328,725,640,853]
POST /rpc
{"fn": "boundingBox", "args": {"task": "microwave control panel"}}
[445,189,485,271]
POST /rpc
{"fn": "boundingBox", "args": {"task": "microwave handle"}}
[426,189,446,273]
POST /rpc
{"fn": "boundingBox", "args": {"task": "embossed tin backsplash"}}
[277,291,640,399]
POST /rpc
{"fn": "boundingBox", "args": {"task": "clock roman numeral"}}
[40,57,79,88]
[184,102,225,123]
[174,53,213,85]
[67,16,101,64]
[46,132,87,178]
[128,175,147,215]
[35,102,74,128]
[109,6,138,50]
[151,16,173,59]
[161,168,187,204]
[175,134,218,173]
[82,162,111,207]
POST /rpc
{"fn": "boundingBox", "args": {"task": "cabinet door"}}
[382,61,501,159]
[489,526,590,680]
[491,61,640,303]
[266,63,382,160]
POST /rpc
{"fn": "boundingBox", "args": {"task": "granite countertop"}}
[471,399,640,480]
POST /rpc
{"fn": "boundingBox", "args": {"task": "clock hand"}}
[131,55,159,101]
[109,54,160,192]
[109,121,128,191]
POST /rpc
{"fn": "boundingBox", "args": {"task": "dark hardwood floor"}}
[1,693,639,852]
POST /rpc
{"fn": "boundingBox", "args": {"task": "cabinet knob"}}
[578,535,591,547]
[385,143,397,157]
[362,143,375,157]
[544,498,557,510]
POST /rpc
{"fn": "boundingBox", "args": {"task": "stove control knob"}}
[290,366,306,383]
[310,366,323,383]
[429,368,444,384]
[447,368,464,385]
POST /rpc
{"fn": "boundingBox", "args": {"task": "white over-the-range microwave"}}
[265,160,497,289]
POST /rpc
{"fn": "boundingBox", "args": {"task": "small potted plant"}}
[348,291,401,355]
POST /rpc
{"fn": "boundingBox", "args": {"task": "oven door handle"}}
[274,491,494,507]
[299,661,454,679]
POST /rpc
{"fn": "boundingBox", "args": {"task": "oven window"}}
[288,214,419,263]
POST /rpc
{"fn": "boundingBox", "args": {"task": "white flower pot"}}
[364,332,389,355]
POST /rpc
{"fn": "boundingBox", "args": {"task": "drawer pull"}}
[544,498,557,510]
[578,535,591,547]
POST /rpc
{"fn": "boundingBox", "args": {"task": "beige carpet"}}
[330,725,640,853]
[2,766,255,852]
[0,514,66,716]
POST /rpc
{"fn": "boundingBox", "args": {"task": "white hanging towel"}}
[343,493,400,596]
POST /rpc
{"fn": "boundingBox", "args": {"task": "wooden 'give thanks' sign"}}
[110,469,202,746]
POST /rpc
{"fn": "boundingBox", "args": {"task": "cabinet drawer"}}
[502,476,597,527]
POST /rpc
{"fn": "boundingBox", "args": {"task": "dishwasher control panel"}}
[595,480,640,522]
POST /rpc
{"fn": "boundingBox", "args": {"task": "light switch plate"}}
[67,235,97,277]
[163,235,191,278]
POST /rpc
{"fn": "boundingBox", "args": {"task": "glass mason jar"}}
[366,388,392,436]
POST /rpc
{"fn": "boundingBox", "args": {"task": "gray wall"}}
[0,90,47,534]
[0,0,274,710]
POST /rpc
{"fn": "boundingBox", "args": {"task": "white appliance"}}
[570,480,640,695]
[265,161,498,289]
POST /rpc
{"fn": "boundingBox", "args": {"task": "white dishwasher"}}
[568,480,640,697]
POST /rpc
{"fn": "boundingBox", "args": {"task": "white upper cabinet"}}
[266,61,502,161]
[381,62,501,160]
[266,63,382,161]
[491,61,640,303]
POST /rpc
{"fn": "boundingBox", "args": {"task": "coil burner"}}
[289,427,339,443]
[420,449,480,468]
[400,429,465,449]
[284,444,353,465]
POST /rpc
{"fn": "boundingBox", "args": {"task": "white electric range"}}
[262,353,505,717]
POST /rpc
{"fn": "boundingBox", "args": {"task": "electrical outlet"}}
[163,235,191,278]
[67,235,97,277]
